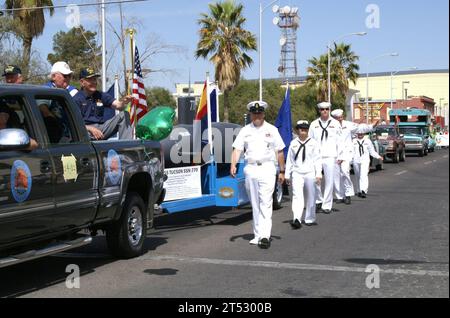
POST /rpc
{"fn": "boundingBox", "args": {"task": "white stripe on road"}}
[395,170,408,176]
[139,254,449,278]
[424,161,432,165]
[443,155,448,159]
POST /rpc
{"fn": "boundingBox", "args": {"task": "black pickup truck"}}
[0,85,165,268]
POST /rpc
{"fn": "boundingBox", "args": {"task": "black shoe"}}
[316,203,322,210]
[344,196,351,205]
[361,191,367,198]
[290,219,302,230]
[356,192,362,198]
[305,222,318,226]
[258,238,270,249]
[321,209,332,214]
[335,199,345,204]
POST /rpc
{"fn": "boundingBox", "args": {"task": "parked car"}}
[398,126,428,157]
[374,125,406,163]
[0,85,166,268]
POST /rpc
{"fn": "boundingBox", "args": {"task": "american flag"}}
[130,46,148,125]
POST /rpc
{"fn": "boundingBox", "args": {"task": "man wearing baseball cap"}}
[2,65,24,84]
[230,101,286,249]
[45,61,78,97]
[73,67,133,140]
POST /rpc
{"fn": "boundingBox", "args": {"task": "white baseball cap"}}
[51,61,73,75]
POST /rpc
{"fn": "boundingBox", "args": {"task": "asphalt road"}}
[0,149,448,298]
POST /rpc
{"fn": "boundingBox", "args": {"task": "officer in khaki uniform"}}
[231,101,285,249]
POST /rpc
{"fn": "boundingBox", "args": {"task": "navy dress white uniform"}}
[232,101,285,247]
[285,121,322,226]
[352,132,383,197]
[308,102,343,213]
[331,109,374,203]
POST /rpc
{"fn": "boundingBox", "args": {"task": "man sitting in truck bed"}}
[73,68,133,140]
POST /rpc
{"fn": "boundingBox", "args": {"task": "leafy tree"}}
[196,0,257,122]
[306,42,360,104]
[47,26,101,77]
[4,0,54,78]
[146,87,176,108]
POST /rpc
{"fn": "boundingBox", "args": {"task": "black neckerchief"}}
[319,120,331,141]
[357,140,365,156]
[294,138,311,162]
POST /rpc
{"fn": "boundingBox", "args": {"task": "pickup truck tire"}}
[106,192,147,259]
[392,150,400,163]
[418,149,424,157]
[400,149,406,162]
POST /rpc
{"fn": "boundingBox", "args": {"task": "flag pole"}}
[127,28,136,139]
[206,72,213,156]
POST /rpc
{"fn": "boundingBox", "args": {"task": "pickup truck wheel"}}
[272,179,283,210]
[392,150,400,163]
[400,149,406,162]
[418,149,424,157]
[106,192,147,259]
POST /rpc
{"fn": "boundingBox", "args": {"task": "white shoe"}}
[249,238,259,245]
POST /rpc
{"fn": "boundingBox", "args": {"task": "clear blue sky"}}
[33,0,449,91]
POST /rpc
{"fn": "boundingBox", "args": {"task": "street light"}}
[402,81,410,101]
[259,0,279,102]
[391,67,417,110]
[439,98,445,117]
[327,32,367,103]
[366,52,399,123]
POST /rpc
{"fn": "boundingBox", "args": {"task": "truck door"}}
[32,95,98,230]
[0,95,55,246]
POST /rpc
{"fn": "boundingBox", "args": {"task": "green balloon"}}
[136,106,175,141]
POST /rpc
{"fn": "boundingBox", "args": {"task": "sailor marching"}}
[285,121,322,228]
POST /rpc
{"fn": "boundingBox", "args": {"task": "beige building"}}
[349,69,449,126]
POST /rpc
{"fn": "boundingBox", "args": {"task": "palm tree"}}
[195,0,257,122]
[5,0,54,78]
[306,42,360,102]
[331,42,360,91]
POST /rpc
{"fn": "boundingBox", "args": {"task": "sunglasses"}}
[320,108,330,111]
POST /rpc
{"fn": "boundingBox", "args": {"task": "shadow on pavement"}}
[144,268,178,276]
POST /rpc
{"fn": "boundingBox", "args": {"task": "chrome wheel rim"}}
[128,206,143,246]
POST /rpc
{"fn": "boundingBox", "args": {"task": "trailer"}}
[159,155,284,214]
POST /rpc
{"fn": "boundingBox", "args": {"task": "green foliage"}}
[146,87,176,108]
[47,26,101,77]
[196,0,257,121]
[219,79,323,126]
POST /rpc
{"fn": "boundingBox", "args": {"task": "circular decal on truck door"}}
[11,160,32,202]
[107,149,122,185]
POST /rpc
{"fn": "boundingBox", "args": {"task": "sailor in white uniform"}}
[308,102,343,214]
[231,101,286,249]
[285,121,322,228]
[352,129,383,198]
[331,109,377,205]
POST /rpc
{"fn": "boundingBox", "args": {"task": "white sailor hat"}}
[247,101,268,113]
[355,126,368,135]
[331,109,344,118]
[295,120,310,130]
[317,102,332,109]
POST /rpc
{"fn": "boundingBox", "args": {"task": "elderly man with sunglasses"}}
[45,61,78,97]
[308,102,344,214]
